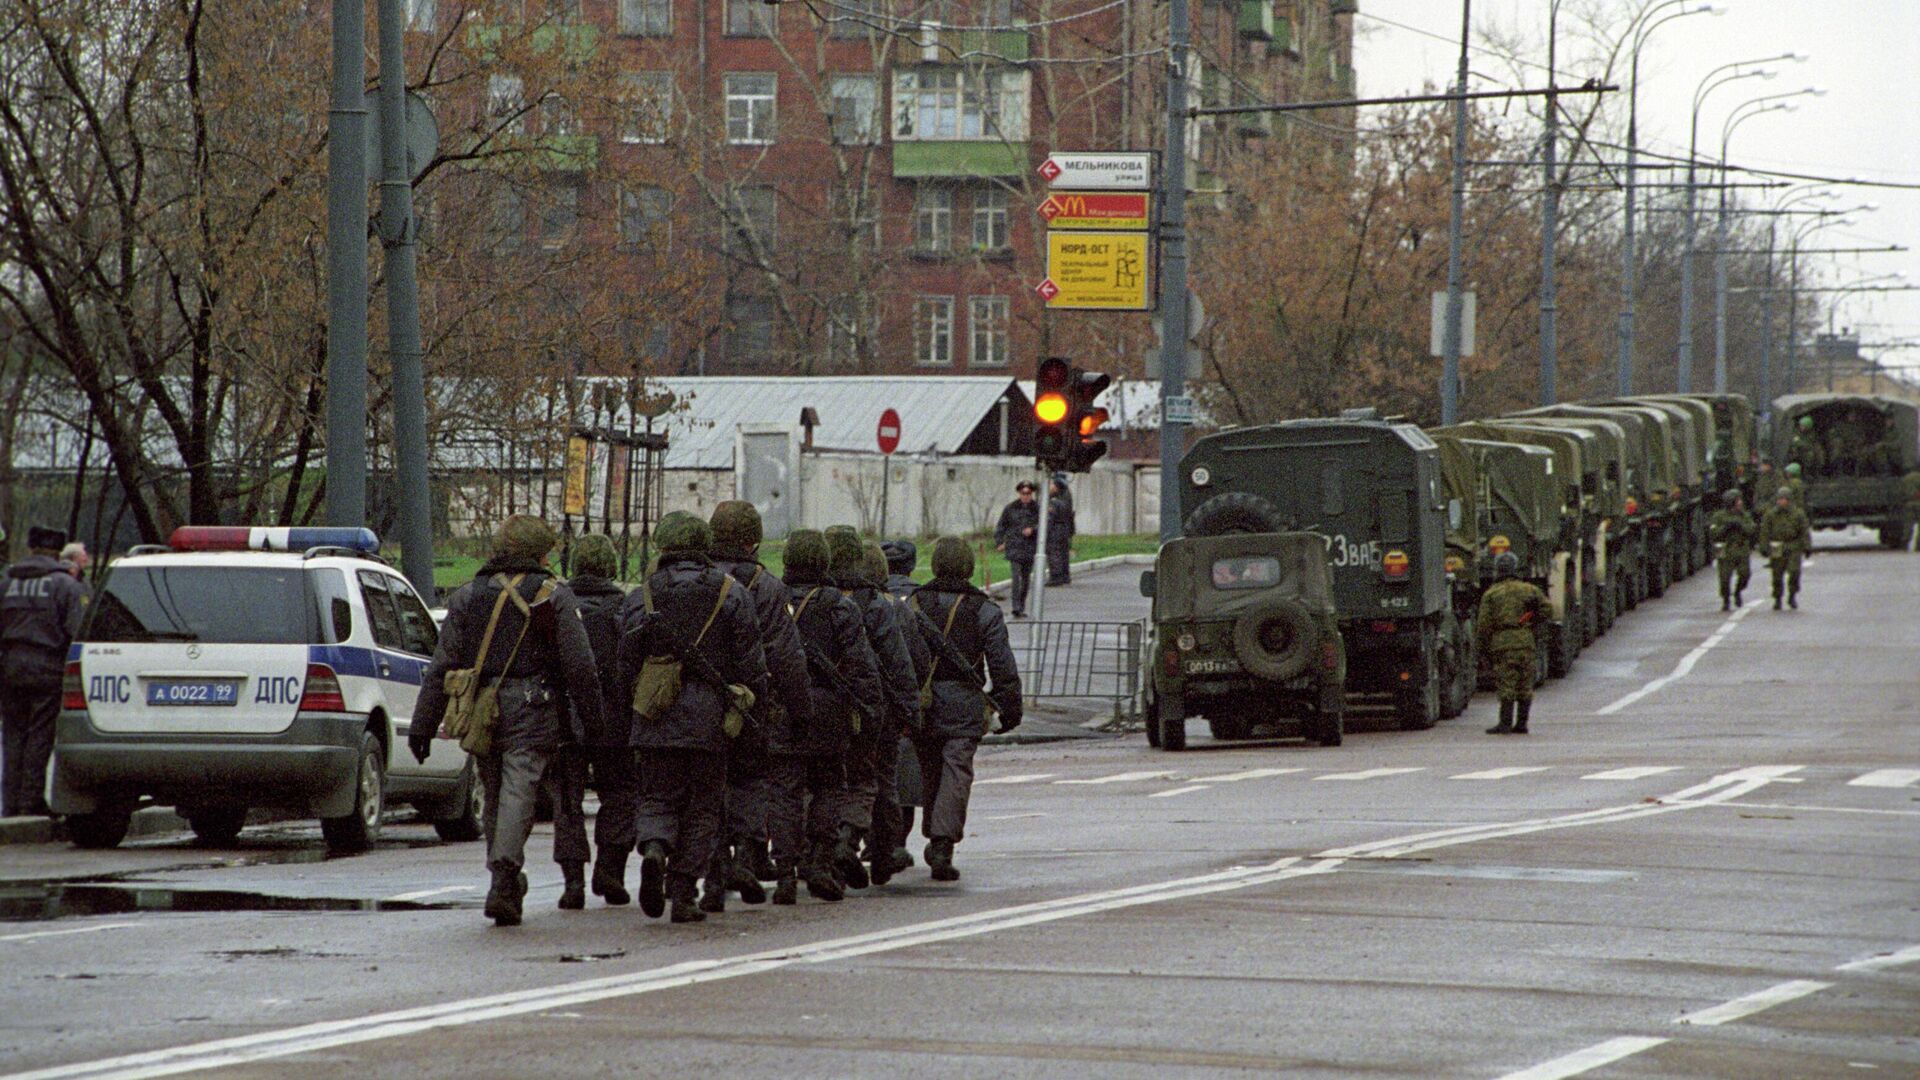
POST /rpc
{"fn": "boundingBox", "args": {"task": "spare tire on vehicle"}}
[1183,492,1290,537]
[1231,598,1320,682]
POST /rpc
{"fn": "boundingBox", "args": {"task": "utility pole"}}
[1617,47,1640,395]
[1155,0,1192,541]
[1712,165,1730,393]
[324,0,369,528]
[1759,220,1775,412]
[1678,147,1697,393]
[375,0,435,598]
[1440,0,1472,425]
[1538,0,1560,406]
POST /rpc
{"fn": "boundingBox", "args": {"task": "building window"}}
[971,187,1008,251]
[725,73,777,145]
[618,0,671,35]
[915,296,954,366]
[724,185,777,258]
[542,0,583,18]
[488,186,525,253]
[620,186,671,250]
[487,74,525,135]
[622,71,672,143]
[969,295,1009,367]
[829,75,880,144]
[913,186,952,254]
[725,0,775,36]
[537,183,579,251]
[541,94,578,137]
[828,0,883,38]
[727,293,775,361]
[892,68,1028,141]
[405,0,434,31]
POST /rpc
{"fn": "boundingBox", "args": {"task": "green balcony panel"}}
[465,21,599,62]
[1267,16,1296,57]
[950,29,1029,62]
[1237,0,1274,41]
[893,141,1028,179]
[461,133,600,171]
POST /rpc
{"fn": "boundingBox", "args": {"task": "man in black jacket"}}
[993,480,1040,617]
[882,539,927,874]
[412,515,604,927]
[1045,475,1076,586]
[769,530,882,904]
[558,533,632,909]
[2,525,89,818]
[909,537,1023,881]
[617,513,769,924]
[706,501,812,911]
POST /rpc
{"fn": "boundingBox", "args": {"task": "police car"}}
[50,527,481,851]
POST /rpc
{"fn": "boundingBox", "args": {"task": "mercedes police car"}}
[49,527,481,851]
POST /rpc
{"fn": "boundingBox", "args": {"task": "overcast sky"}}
[1353,0,1920,380]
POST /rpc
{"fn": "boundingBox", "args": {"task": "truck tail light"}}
[1382,550,1410,580]
[1369,620,1397,634]
[1163,649,1180,676]
[1320,641,1340,672]
[63,662,86,711]
[298,663,346,713]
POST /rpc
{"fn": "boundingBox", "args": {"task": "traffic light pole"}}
[1155,0,1192,544]
[1030,471,1050,621]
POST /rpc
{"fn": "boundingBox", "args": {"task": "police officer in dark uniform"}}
[2,526,88,818]
[706,501,812,911]
[771,530,882,904]
[882,539,927,875]
[908,537,1023,881]
[556,533,633,909]
[412,515,604,927]
[994,481,1040,617]
[617,512,769,924]
[1045,475,1075,586]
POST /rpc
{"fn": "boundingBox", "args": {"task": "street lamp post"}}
[1539,0,1562,405]
[1757,186,1836,413]
[1713,89,1819,393]
[1785,212,1856,394]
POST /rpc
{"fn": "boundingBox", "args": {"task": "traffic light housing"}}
[1032,358,1111,473]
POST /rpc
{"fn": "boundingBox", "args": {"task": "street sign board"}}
[876,408,901,455]
[1164,395,1196,424]
[1039,190,1151,230]
[1430,290,1477,357]
[1036,152,1153,191]
[1041,231,1153,310]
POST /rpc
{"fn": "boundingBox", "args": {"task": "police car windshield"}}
[84,566,327,645]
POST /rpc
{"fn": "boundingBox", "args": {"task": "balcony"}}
[943,29,1030,63]
[1268,15,1299,58]
[1237,1,1273,41]
[464,132,601,172]
[892,141,1028,179]
[465,21,600,63]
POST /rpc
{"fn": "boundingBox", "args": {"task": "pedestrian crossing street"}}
[973,763,1920,799]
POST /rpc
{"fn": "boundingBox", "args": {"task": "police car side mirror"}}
[1138,570,1156,598]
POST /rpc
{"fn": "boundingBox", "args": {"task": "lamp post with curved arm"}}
[1713,89,1821,392]
[1756,187,1836,410]
[1785,212,1856,394]
[1822,273,1909,389]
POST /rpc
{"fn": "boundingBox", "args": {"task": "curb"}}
[983,552,1154,598]
[0,806,188,847]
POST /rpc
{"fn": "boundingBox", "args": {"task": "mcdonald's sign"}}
[1037,190,1150,231]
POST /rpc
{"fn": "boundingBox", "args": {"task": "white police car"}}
[50,527,481,851]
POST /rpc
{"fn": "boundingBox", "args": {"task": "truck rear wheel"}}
[1547,620,1574,679]
[1398,675,1440,731]
[1159,692,1187,751]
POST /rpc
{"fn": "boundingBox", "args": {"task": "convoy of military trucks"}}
[1140,391,1920,752]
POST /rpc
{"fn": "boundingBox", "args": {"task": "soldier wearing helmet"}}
[1758,486,1812,610]
[1708,489,1757,611]
[1474,551,1549,735]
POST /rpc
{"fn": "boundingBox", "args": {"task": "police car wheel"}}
[432,759,485,842]
[322,733,385,853]
[66,806,132,850]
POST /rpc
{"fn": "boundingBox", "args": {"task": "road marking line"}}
[1837,943,1920,973]
[1450,767,1552,780]
[983,813,1049,821]
[974,774,1056,786]
[1148,785,1212,798]
[1682,800,1920,818]
[1675,979,1831,1026]
[1194,768,1304,783]
[1495,1036,1670,1080]
[1597,603,1755,716]
[1582,766,1682,781]
[10,768,1799,1080]
[1848,768,1920,789]
[0,923,137,944]
[1054,771,1172,786]
[1314,767,1424,782]
[381,886,474,903]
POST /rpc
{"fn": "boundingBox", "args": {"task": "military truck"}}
[1177,411,1475,731]
[1500,415,1640,621]
[1514,407,1664,603]
[1770,394,1920,548]
[1609,398,1711,576]
[1432,434,1485,628]
[1140,532,1345,751]
[1661,393,1758,502]
[1595,400,1698,581]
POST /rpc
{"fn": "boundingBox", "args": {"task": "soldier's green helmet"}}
[495,514,558,562]
[931,536,974,581]
[710,501,763,552]
[572,533,619,578]
[785,529,828,577]
[1784,462,1801,477]
[1776,486,1794,502]
[1798,415,1814,430]
[656,511,711,554]
[860,540,889,586]
[1722,488,1743,506]
[1491,551,1520,580]
[824,526,865,579]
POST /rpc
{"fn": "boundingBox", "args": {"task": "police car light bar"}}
[168,527,381,553]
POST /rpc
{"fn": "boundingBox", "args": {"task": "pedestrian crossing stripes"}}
[978,765,1911,791]
[1582,766,1682,780]
[1315,767,1425,782]
[1053,770,1173,785]
[1848,768,1920,789]
[1451,767,1552,780]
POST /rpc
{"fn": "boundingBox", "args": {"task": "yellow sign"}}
[1041,231,1152,311]
[564,436,590,516]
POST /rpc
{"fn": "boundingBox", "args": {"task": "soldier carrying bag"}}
[632,575,756,737]
[440,573,555,757]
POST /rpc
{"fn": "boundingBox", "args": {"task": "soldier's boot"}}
[926,838,960,882]
[697,869,727,915]
[558,861,586,911]
[484,862,526,927]
[771,861,798,906]
[726,837,768,904]
[803,841,845,902]
[1720,590,1731,612]
[638,840,668,919]
[867,835,896,887]
[1773,595,1783,610]
[1789,586,1799,610]
[834,825,870,890]
[749,839,778,883]
[1513,700,1531,735]
[890,847,916,874]
[669,892,706,924]
[1735,587,1745,607]
[1486,700,1515,735]
[591,849,631,906]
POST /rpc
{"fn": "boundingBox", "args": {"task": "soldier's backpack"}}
[915,593,997,733]
[630,574,739,730]
[440,573,556,757]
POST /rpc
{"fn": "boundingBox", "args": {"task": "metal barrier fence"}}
[1010,618,1148,720]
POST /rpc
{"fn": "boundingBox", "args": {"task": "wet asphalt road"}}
[2,533,1917,1079]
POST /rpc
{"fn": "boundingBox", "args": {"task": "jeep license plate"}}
[1183,658,1241,675]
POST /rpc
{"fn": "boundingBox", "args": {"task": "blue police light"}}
[169,527,381,553]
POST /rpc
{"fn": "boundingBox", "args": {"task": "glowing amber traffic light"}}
[1078,407,1111,437]
[1036,393,1070,425]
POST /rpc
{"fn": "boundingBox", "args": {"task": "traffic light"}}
[1068,366,1111,471]
[1032,358,1112,472]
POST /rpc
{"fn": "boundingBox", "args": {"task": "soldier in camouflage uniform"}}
[1758,487,1812,610]
[1789,415,1825,477]
[1781,462,1808,511]
[1708,490,1757,611]
[1476,552,1548,736]
[1903,469,1920,552]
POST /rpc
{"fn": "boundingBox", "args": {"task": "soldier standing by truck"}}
[1477,552,1548,736]
[1758,488,1812,610]
[1709,491,1757,611]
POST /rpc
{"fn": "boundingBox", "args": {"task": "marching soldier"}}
[556,534,632,910]
[1477,551,1548,736]
[1758,487,1812,610]
[1788,414,1824,476]
[1781,462,1808,511]
[908,537,1023,881]
[617,512,769,924]
[882,539,928,875]
[2,526,88,818]
[1746,461,1776,513]
[706,501,813,910]
[862,539,926,885]
[1708,490,1757,611]
[412,515,603,927]
[993,480,1040,618]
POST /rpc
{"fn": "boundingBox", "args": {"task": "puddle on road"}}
[0,883,472,922]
